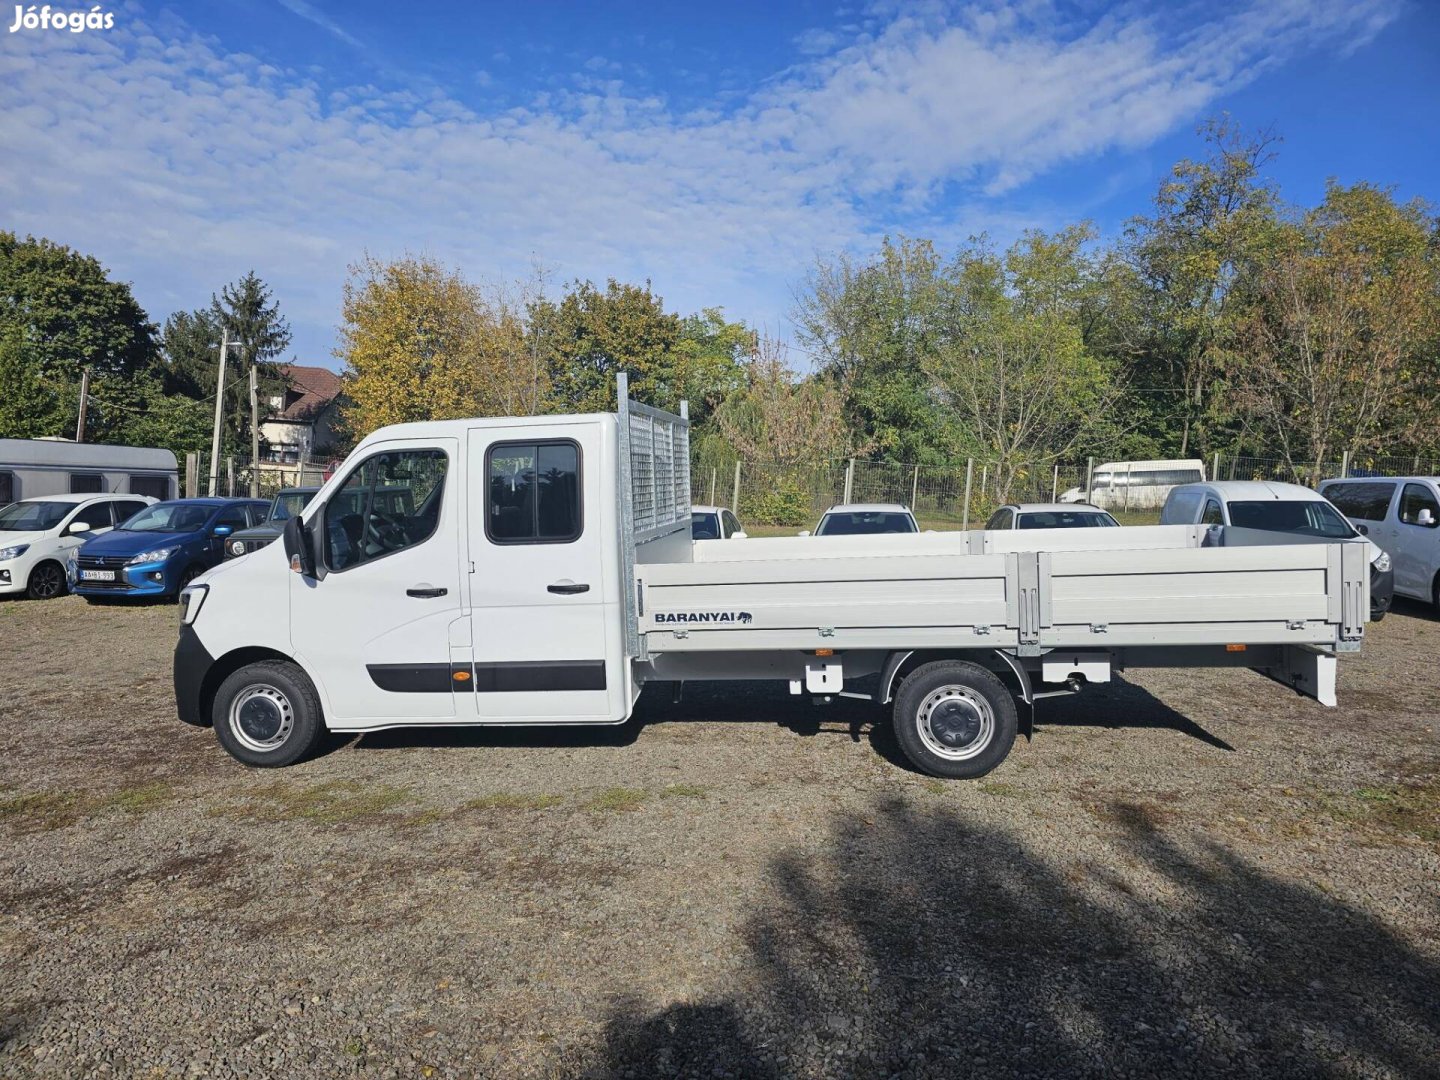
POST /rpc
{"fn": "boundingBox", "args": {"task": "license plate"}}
[81,569,115,581]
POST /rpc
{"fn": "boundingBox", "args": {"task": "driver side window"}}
[1200,499,1224,526]
[325,448,448,572]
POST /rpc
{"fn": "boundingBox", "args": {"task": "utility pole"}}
[249,366,260,497]
[208,331,244,496]
[74,370,90,442]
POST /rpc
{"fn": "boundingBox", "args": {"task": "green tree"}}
[0,323,71,438]
[0,231,156,382]
[532,279,682,414]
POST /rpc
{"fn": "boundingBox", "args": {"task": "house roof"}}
[275,364,343,423]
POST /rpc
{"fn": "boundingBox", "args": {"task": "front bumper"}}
[0,563,24,593]
[174,624,217,727]
[1370,564,1394,619]
[72,558,181,597]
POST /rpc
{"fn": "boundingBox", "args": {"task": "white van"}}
[0,493,155,599]
[1319,477,1440,614]
[1059,459,1205,511]
[1160,481,1392,620]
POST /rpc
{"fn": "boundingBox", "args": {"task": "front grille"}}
[76,554,134,590]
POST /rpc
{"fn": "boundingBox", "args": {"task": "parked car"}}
[802,503,918,537]
[1319,476,1440,615]
[1161,481,1392,620]
[0,493,155,600]
[690,504,747,540]
[985,503,1119,530]
[223,487,320,559]
[70,497,269,601]
[1059,459,1205,510]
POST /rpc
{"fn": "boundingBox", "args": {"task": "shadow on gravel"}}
[585,800,1440,1079]
[1033,675,1235,752]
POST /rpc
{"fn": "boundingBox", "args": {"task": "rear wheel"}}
[213,660,324,767]
[26,561,66,600]
[892,661,1018,779]
[176,563,206,600]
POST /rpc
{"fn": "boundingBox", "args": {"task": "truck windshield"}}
[0,501,69,532]
[120,503,213,532]
[817,512,917,535]
[1228,500,1356,539]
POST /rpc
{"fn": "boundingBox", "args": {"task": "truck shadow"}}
[583,799,1440,1078]
[345,677,1233,762]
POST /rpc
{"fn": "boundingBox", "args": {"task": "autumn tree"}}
[713,336,851,466]
[1231,183,1439,476]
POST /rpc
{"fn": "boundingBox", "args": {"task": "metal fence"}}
[183,451,329,500]
[694,451,1440,530]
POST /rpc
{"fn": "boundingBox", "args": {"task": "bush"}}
[740,481,812,526]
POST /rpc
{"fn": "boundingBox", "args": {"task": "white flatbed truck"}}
[174,379,1368,778]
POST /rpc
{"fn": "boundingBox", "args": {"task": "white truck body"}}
[176,381,1368,778]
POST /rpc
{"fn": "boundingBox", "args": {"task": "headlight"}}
[1375,551,1391,573]
[127,546,177,565]
[178,583,208,626]
[229,539,247,556]
[0,544,29,560]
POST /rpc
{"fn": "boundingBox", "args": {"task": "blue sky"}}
[2,0,1437,369]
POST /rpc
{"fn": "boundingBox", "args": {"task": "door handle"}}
[407,586,448,598]
[548,582,590,595]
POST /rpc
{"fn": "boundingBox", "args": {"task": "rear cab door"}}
[465,417,625,723]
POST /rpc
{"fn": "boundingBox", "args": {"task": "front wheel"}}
[892,661,1018,779]
[213,660,324,767]
[26,561,67,600]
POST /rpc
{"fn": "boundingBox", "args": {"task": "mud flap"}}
[1255,646,1336,707]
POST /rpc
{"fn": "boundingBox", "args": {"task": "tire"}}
[212,660,324,768]
[176,563,206,601]
[892,661,1018,780]
[26,561,67,600]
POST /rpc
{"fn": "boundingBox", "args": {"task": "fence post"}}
[843,458,855,504]
[1051,462,1059,502]
[1124,462,1132,513]
[184,452,198,498]
[731,460,741,514]
[1211,452,1219,482]
[961,458,973,530]
[709,467,717,506]
[910,465,920,511]
[1340,450,1350,480]
[980,464,987,503]
[1085,457,1095,505]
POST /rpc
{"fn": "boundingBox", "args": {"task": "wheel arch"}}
[199,646,315,730]
[880,649,1025,704]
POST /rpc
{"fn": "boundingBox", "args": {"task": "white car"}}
[802,503,918,537]
[1319,476,1440,615]
[690,504,747,540]
[0,493,155,600]
[985,503,1119,530]
[1161,480,1392,620]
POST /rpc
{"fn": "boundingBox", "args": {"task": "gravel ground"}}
[2,594,1438,1079]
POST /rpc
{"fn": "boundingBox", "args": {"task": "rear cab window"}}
[486,441,581,544]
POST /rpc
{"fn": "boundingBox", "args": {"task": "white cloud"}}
[0,0,1402,363]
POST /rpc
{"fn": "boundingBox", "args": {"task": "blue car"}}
[70,497,269,601]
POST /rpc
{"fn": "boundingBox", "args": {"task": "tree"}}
[1231,183,1439,476]
[927,228,1118,500]
[793,237,953,462]
[0,231,156,382]
[337,254,543,439]
[1121,118,1282,454]
[712,336,852,466]
[669,308,749,426]
[532,279,682,414]
[0,322,70,438]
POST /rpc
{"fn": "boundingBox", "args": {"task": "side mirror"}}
[730,531,748,540]
[283,513,319,578]
[213,525,233,537]
[1355,523,1369,535]
[67,520,91,535]
[797,530,811,537]
[1420,508,1437,527]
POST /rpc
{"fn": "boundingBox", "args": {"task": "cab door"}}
[1393,482,1440,598]
[465,421,622,723]
[289,439,467,724]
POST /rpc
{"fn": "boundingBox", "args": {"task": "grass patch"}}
[921,779,947,796]
[233,780,415,824]
[104,782,173,814]
[463,793,564,812]
[586,787,648,812]
[0,790,86,831]
[1323,780,1440,844]
[659,783,708,800]
[978,781,1024,797]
